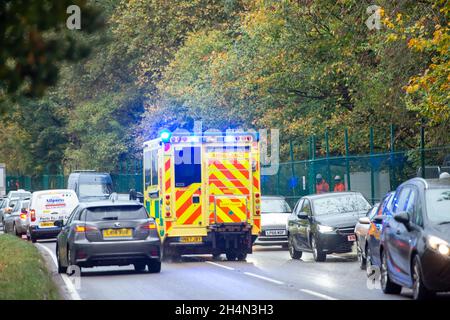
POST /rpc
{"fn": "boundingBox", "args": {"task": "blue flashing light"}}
[160,130,172,143]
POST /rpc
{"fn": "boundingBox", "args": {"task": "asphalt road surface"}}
[31,238,414,300]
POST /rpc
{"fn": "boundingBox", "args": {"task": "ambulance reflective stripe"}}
[164,158,171,193]
[252,151,261,234]
[175,183,202,225]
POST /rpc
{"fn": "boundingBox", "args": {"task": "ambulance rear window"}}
[175,147,201,187]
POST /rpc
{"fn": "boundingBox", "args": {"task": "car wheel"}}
[380,249,402,294]
[412,255,435,300]
[358,242,367,270]
[311,236,326,262]
[134,263,146,272]
[56,245,67,274]
[225,251,237,261]
[147,260,161,273]
[288,235,302,259]
[13,224,19,237]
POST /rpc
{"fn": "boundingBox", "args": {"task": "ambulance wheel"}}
[237,252,247,261]
[226,251,237,261]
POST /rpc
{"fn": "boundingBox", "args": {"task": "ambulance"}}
[142,131,261,261]
[27,189,79,242]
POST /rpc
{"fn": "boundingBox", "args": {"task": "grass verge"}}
[0,234,60,299]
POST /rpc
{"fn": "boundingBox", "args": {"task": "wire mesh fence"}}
[4,126,450,207]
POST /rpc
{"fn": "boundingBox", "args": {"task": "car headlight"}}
[428,235,450,256]
[318,225,335,233]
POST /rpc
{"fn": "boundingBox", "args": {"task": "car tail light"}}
[75,225,98,233]
[30,209,36,222]
[141,221,157,230]
[20,213,27,220]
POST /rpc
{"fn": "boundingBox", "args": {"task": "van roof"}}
[32,189,76,195]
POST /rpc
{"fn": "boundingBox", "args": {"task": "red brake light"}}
[165,195,170,200]
[30,209,36,222]
[141,221,157,230]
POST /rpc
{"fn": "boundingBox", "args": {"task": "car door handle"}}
[396,229,401,235]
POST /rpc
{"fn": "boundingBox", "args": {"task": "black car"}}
[287,192,372,262]
[380,176,450,299]
[56,201,161,274]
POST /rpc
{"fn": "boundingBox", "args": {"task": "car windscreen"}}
[84,206,148,221]
[426,189,450,224]
[313,194,372,216]
[79,183,113,199]
[261,199,291,213]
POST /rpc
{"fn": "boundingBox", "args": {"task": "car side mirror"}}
[358,217,371,224]
[297,212,308,219]
[54,220,64,228]
[129,189,137,200]
[148,190,159,199]
[394,211,410,226]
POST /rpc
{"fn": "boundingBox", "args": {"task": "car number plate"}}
[180,236,202,243]
[347,234,356,241]
[39,221,54,227]
[266,230,286,236]
[103,228,132,238]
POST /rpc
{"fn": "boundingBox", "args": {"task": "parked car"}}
[6,189,31,200]
[379,176,450,299]
[55,201,161,274]
[254,196,291,247]
[27,189,79,242]
[354,203,380,269]
[67,171,113,202]
[287,192,372,262]
[0,197,9,227]
[365,191,396,276]
[3,198,30,236]
[1,198,19,226]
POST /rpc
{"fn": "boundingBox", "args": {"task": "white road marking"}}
[300,289,338,300]
[35,243,81,300]
[243,272,285,285]
[205,261,235,270]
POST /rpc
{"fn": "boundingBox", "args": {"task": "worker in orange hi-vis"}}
[315,174,330,194]
[333,175,346,192]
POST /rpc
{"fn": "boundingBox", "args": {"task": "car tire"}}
[412,255,435,300]
[380,249,402,294]
[56,245,67,274]
[225,251,237,261]
[134,263,146,272]
[311,236,326,262]
[288,235,302,259]
[13,224,19,237]
[147,260,161,273]
[358,242,367,270]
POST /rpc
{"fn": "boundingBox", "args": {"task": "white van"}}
[27,189,79,242]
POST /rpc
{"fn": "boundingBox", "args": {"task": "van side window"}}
[144,149,151,187]
[151,149,158,186]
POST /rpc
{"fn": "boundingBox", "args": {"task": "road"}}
[31,237,413,300]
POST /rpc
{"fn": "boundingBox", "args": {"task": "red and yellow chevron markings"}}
[175,183,202,225]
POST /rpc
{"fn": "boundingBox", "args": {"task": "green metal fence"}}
[5,126,450,207]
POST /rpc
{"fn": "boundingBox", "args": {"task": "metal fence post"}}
[310,135,316,194]
[390,124,395,190]
[325,129,331,190]
[420,120,425,178]
[370,127,375,204]
[289,140,296,197]
[344,129,351,191]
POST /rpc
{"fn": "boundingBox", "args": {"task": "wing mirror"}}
[54,220,65,228]
[297,212,309,219]
[148,190,159,199]
[136,192,144,203]
[394,211,410,226]
[358,217,371,224]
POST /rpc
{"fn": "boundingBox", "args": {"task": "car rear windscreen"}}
[84,206,148,221]
[261,199,291,213]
